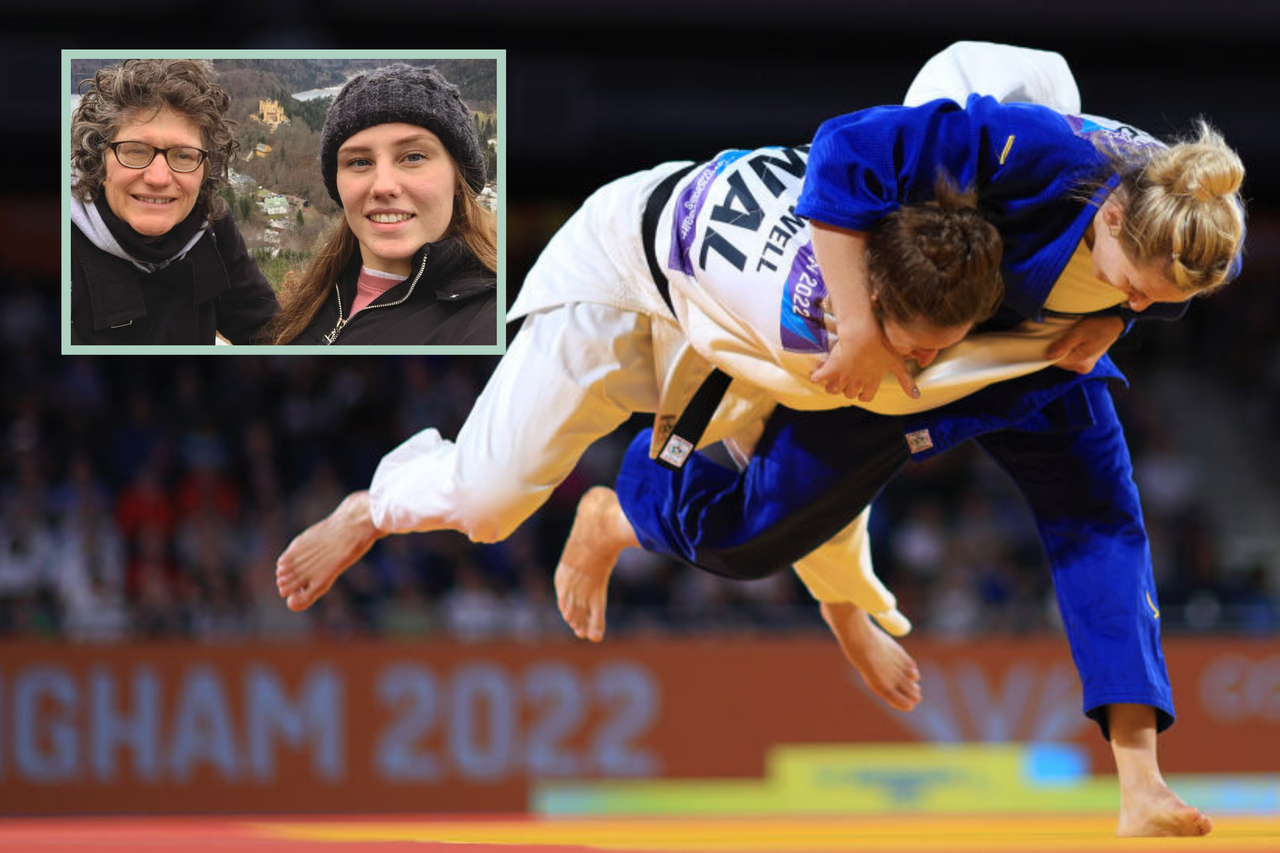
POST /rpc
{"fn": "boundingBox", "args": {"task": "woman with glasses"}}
[70,58,279,344]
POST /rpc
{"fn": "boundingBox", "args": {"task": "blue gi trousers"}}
[616,373,1173,737]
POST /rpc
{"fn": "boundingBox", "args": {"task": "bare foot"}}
[1108,703,1212,837]
[554,487,639,642]
[276,491,383,612]
[820,601,922,712]
[1117,781,1213,837]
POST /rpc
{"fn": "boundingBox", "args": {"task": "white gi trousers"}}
[370,164,684,543]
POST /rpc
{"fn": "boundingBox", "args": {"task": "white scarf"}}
[69,188,208,273]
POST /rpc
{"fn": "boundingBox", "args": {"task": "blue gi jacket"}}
[799,95,1189,326]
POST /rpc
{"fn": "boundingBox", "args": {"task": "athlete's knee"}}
[450,476,548,544]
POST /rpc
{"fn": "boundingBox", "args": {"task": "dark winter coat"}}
[70,215,279,345]
[291,237,496,346]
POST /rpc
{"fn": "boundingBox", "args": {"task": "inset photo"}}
[64,51,503,353]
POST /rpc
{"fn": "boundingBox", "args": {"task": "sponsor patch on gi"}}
[659,435,694,468]
[669,151,749,275]
[905,429,934,454]
[779,243,830,353]
[1064,114,1162,154]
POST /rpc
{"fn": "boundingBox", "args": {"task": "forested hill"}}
[69,58,497,112]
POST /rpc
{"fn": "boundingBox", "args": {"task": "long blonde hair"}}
[265,157,497,344]
[1111,121,1245,294]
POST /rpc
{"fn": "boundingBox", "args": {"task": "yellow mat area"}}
[255,815,1280,851]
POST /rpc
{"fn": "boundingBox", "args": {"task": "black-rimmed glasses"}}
[108,140,209,173]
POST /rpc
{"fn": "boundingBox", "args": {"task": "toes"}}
[891,682,919,711]
[585,590,606,641]
[286,579,322,611]
[559,595,590,641]
[885,689,913,712]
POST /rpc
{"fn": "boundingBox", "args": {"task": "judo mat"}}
[0,814,1277,852]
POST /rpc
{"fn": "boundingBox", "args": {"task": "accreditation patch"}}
[905,429,934,454]
[659,435,694,468]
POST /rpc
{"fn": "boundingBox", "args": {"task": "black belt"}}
[640,162,698,315]
[640,162,733,471]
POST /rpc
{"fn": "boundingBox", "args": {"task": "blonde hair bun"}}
[1153,122,1245,202]
[1113,120,1245,293]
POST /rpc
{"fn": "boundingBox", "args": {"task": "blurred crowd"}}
[4,224,1279,642]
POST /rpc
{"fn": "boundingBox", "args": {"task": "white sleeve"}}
[903,40,1081,113]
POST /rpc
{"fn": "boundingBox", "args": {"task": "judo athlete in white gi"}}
[274,151,1006,614]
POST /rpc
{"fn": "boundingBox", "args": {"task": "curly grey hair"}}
[71,59,238,221]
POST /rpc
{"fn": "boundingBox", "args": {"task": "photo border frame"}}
[62,48,506,355]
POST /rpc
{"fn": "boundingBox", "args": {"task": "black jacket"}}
[291,238,496,346]
[70,215,280,345]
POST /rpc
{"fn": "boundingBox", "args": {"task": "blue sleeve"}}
[796,95,1104,234]
[1091,301,1188,339]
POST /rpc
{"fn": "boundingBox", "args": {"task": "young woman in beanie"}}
[267,63,497,345]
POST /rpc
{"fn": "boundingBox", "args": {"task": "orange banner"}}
[0,636,1274,814]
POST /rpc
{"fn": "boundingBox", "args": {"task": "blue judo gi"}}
[614,96,1226,737]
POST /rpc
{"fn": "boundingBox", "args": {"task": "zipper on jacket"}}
[324,247,429,345]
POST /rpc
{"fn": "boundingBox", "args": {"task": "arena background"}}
[3,3,1279,850]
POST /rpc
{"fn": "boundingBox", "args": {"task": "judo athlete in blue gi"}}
[552,95,1245,838]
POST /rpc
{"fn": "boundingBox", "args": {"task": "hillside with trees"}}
[70,58,496,112]
[71,58,498,289]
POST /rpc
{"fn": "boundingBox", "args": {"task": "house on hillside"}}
[263,195,290,216]
[254,143,273,158]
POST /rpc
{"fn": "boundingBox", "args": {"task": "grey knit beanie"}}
[320,63,486,204]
